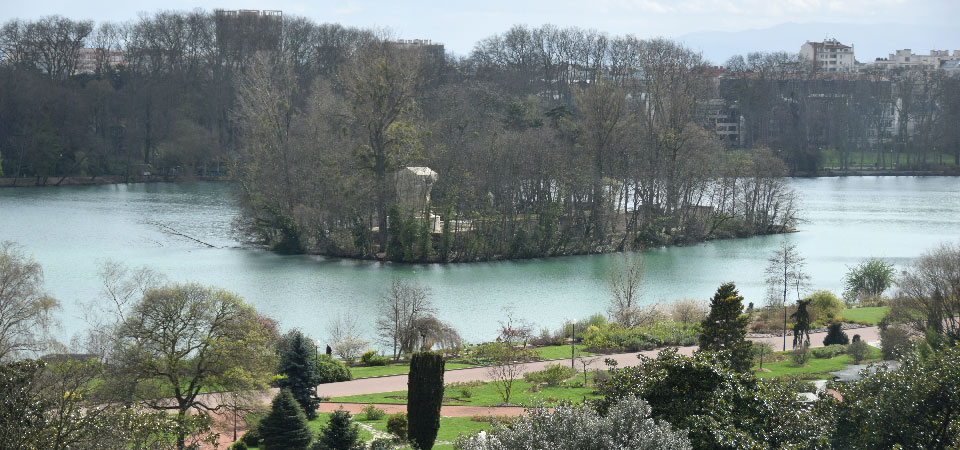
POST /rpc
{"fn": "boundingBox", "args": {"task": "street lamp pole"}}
[570,321,576,370]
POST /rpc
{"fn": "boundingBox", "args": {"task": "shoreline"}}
[0,174,232,188]
[3,171,958,189]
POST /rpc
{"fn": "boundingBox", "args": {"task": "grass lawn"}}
[350,362,476,379]
[754,345,883,380]
[533,344,594,360]
[332,374,601,407]
[840,307,889,325]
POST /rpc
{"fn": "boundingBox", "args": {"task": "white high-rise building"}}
[800,39,856,72]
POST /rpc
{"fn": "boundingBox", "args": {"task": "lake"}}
[1,176,958,346]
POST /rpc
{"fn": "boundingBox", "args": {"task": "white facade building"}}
[800,39,857,72]
[870,49,960,70]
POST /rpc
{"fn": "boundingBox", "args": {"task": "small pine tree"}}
[259,390,313,450]
[278,330,322,419]
[823,322,850,346]
[314,408,361,450]
[408,352,445,450]
[698,282,752,372]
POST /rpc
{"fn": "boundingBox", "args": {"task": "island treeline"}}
[1,12,956,260]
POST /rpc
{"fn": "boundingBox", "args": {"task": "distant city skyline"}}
[6,0,958,63]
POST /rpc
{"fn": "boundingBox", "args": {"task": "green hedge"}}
[583,322,701,352]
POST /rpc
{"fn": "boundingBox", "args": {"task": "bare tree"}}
[479,311,535,405]
[0,241,59,361]
[893,241,960,340]
[764,239,811,350]
[375,279,435,359]
[327,312,369,362]
[608,253,645,327]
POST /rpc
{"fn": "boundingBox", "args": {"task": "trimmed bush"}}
[408,352,445,450]
[230,441,248,450]
[823,322,850,346]
[848,339,870,364]
[386,413,408,440]
[361,350,389,366]
[317,354,352,383]
[523,364,576,386]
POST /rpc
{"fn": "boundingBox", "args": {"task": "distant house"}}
[393,166,438,215]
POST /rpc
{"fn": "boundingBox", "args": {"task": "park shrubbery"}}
[360,350,389,366]
[582,322,701,352]
[523,363,577,385]
[811,344,848,359]
[317,354,352,383]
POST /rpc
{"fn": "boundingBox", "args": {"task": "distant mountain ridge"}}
[678,22,957,66]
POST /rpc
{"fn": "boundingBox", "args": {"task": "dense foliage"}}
[313,408,362,450]
[407,351,445,450]
[698,282,752,372]
[842,258,896,302]
[822,322,849,346]
[316,354,352,383]
[824,344,960,449]
[455,395,691,450]
[595,349,831,449]
[259,389,313,450]
[276,330,323,419]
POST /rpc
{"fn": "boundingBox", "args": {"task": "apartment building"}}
[800,39,857,72]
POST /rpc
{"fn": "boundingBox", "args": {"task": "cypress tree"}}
[698,282,752,372]
[315,408,362,450]
[278,330,322,419]
[259,389,313,450]
[407,351,445,450]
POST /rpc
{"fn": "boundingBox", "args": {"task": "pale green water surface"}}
[1,177,958,345]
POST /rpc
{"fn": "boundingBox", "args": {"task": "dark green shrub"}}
[317,354,352,383]
[361,350,389,366]
[523,364,576,385]
[240,426,261,447]
[848,339,870,364]
[811,344,847,359]
[791,343,811,366]
[880,326,913,360]
[386,413,408,440]
[361,404,385,421]
[823,322,850,346]
[408,352,444,450]
[313,408,361,450]
[369,439,394,450]
[230,441,248,450]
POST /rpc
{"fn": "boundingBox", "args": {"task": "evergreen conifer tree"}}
[314,408,361,450]
[259,389,313,450]
[698,282,752,372]
[408,351,445,450]
[278,330,322,419]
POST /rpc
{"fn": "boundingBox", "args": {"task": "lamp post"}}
[567,318,576,370]
[315,339,323,397]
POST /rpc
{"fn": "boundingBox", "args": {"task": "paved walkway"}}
[317,325,881,398]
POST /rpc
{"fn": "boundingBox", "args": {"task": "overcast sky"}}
[6,0,958,61]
